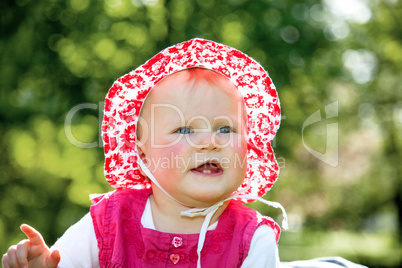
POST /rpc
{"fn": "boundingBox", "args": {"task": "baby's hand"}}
[2,224,60,268]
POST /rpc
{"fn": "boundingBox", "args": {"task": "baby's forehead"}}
[147,69,242,103]
[133,68,249,133]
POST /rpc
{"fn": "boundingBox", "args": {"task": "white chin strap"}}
[137,157,288,268]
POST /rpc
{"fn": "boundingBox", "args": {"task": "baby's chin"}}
[180,189,237,208]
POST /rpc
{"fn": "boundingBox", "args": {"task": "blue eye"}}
[217,126,232,134]
[176,127,193,134]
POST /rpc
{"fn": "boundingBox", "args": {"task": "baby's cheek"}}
[167,140,189,153]
[232,140,248,170]
[232,150,247,170]
[164,142,191,168]
[231,134,247,152]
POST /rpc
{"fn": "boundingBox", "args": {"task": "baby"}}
[3,38,286,267]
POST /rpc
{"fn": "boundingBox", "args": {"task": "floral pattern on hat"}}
[102,38,281,202]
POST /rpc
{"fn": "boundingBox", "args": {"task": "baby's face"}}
[137,70,247,207]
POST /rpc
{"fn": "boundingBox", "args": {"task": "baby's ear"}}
[137,146,148,178]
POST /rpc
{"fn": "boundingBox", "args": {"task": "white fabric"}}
[51,213,98,268]
[52,198,279,267]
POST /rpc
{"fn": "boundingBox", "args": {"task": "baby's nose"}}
[190,131,221,151]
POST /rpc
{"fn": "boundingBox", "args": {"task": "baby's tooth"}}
[203,170,211,174]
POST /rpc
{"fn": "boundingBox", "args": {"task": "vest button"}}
[171,236,183,248]
[170,253,180,264]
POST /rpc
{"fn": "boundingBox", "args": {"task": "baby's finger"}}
[16,239,30,267]
[3,246,18,267]
[2,253,11,268]
[46,249,61,268]
[20,224,45,246]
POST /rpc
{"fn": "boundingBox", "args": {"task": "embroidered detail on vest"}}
[121,203,145,258]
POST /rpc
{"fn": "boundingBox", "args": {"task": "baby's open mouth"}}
[192,161,223,175]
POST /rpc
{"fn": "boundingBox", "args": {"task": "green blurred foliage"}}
[1,0,401,266]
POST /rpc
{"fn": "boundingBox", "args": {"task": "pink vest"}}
[90,189,280,267]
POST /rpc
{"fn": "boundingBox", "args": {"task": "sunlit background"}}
[1,0,401,267]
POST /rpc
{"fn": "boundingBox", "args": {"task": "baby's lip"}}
[191,160,223,175]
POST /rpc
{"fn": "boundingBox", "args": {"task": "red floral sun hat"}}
[102,38,281,202]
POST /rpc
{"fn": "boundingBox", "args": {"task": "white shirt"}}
[52,198,279,267]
